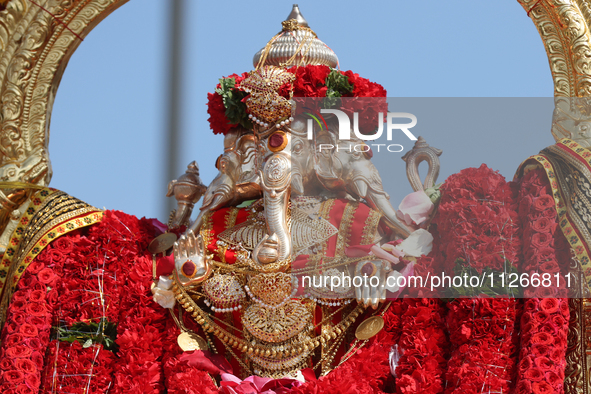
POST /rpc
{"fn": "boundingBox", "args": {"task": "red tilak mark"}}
[29,0,84,41]
[527,0,543,17]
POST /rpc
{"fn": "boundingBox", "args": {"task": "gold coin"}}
[148,233,178,254]
[355,316,384,340]
[177,331,208,352]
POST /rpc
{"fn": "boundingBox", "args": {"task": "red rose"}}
[560,300,569,317]
[533,311,550,323]
[9,312,26,325]
[533,195,554,211]
[524,368,545,381]
[534,356,554,371]
[545,371,561,387]
[19,276,39,289]
[26,261,45,274]
[52,236,74,253]
[14,384,35,394]
[11,291,28,302]
[531,217,554,234]
[531,344,550,357]
[4,334,24,347]
[534,247,556,263]
[516,380,533,394]
[15,359,36,374]
[531,232,552,249]
[24,302,47,317]
[551,314,566,328]
[45,249,65,264]
[30,351,44,368]
[28,289,45,302]
[532,381,553,394]
[542,208,558,219]
[37,268,56,285]
[531,332,554,346]
[28,315,49,330]
[5,345,32,359]
[548,348,562,363]
[207,92,234,136]
[540,260,560,274]
[539,298,560,313]
[533,286,558,298]
[10,300,26,312]
[3,369,24,383]
[292,65,330,98]
[25,337,43,351]
[18,323,38,337]
[22,373,39,389]
[0,358,13,370]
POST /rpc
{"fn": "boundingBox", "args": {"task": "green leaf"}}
[52,318,119,353]
[215,77,253,130]
[447,258,522,298]
[325,69,353,97]
[424,183,443,205]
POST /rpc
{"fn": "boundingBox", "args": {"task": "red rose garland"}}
[514,168,569,394]
[435,164,521,275]
[37,211,162,393]
[0,210,169,393]
[434,164,522,393]
[393,298,448,394]
[41,341,115,394]
[0,262,55,394]
[95,211,168,394]
[444,298,519,393]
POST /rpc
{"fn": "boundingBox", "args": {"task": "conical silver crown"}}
[253,4,339,69]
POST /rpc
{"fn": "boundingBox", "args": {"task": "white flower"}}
[151,275,175,309]
[395,229,433,257]
[385,271,402,292]
[396,191,434,227]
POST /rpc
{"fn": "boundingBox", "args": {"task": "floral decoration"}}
[207,65,387,135]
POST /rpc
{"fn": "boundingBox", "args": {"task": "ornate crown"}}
[206,5,388,136]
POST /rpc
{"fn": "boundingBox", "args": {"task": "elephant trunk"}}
[254,154,292,264]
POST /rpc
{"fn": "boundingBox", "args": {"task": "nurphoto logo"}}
[307,109,419,153]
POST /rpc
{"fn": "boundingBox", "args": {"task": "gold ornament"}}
[177,331,208,352]
[203,274,245,312]
[239,66,295,125]
[355,316,385,340]
[148,233,177,254]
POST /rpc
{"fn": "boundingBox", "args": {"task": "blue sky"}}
[48,1,554,222]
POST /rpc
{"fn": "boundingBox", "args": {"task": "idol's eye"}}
[293,140,303,154]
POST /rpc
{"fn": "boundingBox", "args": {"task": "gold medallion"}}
[177,331,208,351]
[355,316,384,340]
[148,233,178,254]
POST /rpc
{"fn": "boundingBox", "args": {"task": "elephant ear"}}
[347,160,389,200]
[314,133,345,192]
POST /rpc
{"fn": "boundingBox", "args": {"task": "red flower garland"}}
[435,164,521,274]
[394,298,448,394]
[0,262,54,394]
[41,341,115,394]
[434,164,522,393]
[514,168,569,394]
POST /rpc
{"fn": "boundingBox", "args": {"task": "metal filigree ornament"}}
[240,66,296,129]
